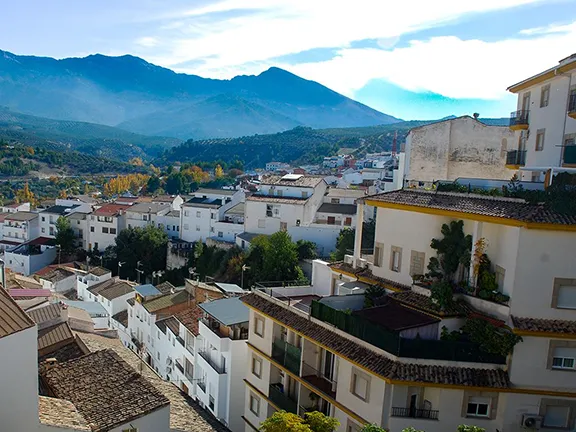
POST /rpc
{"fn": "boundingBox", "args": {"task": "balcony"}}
[569,93,576,119]
[198,379,206,393]
[391,407,439,420]
[505,150,527,168]
[301,362,337,399]
[563,145,576,166]
[269,383,298,414]
[271,338,302,375]
[509,110,529,131]
[198,349,226,374]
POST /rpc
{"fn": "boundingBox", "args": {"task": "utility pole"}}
[241,264,251,290]
[136,261,144,284]
[118,261,125,278]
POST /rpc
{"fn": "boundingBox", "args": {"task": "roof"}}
[41,349,170,432]
[175,305,203,336]
[135,284,162,297]
[28,303,62,324]
[38,268,76,283]
[242,293,509,388]
[195,188,237,196]
[326,188,366,198]
[152,194,179,202]
[112,310,128,327]
[41,205,80,215]
[0,287,35,339]
[60,300,108,317]
[317,203,357,215]
[355,300,440,331]
[184,196,224,208]
[88,278,136,301]
[364,189,576,227]
[390,290,468,318]
[9,288,52,298]
[27,236,56,246]
[512,316,576,335]
[507,53,576,93]
[166,209,180,218]
[237,232,266,242]
[260,175,325,188]
[66,212,88,220]
[5,211,38,221]
[157,316,179,335]
[225,201,245,216]
[200,296,249,326]
[39,339,86,366]
[247,195,309,204]
[92,203,131,217]
[88,266,111,277]
[156,281,176,294]
[16,297,49,311]
[126,202,167,214]
[38,396,90,431]
[215,282,246,294]
[38,321,74,352]
[143,290,193,313]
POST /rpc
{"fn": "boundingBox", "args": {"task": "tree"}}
[402,428,424,432]
[331,228,355,261]
[147,176,161,194]
[427,220,472,282]
[360,425,387,432]
[457,426,485,432]
[261,231,304,282]
[165,173,185,195]
[214,164,224,178]
[303,411,339,432]
[296,240,318,260]
[55,216,76,255]
[259,410,339,432]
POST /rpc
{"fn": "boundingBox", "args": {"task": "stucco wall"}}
[107,405,170,432]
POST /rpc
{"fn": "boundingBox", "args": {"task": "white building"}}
[37,267,77,293]
[403,115,515,184]
[39,201,91,238]
[67,212,89,250]
[3,211,40,244]
[0,201,31,213]
[86,276,136,318]
[76,266,112,300]
[87,202,131,251]
[125,202,171,230]
[196,296,249,432]
[152,194,184,210]
[266,162,291,172]
[180,188,244,244]
[507,53,576,183]
[161,209,181,240]
[4,237,57,276]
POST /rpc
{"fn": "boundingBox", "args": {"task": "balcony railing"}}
[198,349,226,374]
[391,407,439,420]
[301,362,337,399]
[269,383,298,414]
[175,360,184,374]
[272,338,302,375]
[506,150,527,166]
[198,379,206,393]
[563,145,576,165]
[509,110,529,129]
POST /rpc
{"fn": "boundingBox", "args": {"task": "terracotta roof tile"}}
[143,290,193,313]
[390,291,468,318]
[39,396,90,431]
[241,293,510,389]
[175,305,203,336]
[512,316,576,334]
[88,278,136,301]
[39,268,76,283]
[28,303,62,325]
[92,203,131,217]
[329,262,411,292]
[112,310,128,327]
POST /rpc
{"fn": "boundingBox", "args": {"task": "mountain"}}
[0,108,181,160]
[0,50,400,139]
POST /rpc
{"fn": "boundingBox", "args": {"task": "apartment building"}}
[38,199,92,238]
[67,212,89,249]
[3,211,40,243]
[404,116,515,183]
[196,296,249,432]
[87,202,131,251]
[125,202,170,230]
[180,188,244,244]
[76,266,112,300]
[506,53,576,182]
[311,188,576,432]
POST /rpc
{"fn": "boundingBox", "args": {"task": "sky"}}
[2,0,576,120]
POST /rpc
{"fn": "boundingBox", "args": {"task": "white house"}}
[0,202,31,213]
[76,266,112,300]
[60,300,109,330]
[160,209,181,240]
[125,202,171,230]
[506,53,576,183]
[67,212,90,250]
[4,237,57,276]
[152,194,184,210]
[196,296,249,432]
[87,202,131,251]
[3,211,40,244]
[39,202,90,238]
[37,267,77,293]
[86,276,136,317]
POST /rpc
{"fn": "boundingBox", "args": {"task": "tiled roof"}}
[166,209,180,218]
[28,303,62,325]
[0,287,35,339]
[390,290,468,318]
[241,293,509,388]
[143,290,193,313]
[512,316,576,335]
[39,339,86,366]
[156,281,176,294]
[92,203,131,217]
[356,299,439,331]
[165,316,180,335]
[112,310,128,327]
[175,306,203,336]
[247,195,309,204]
[41,205,80,215]
[329,262,412,292]
[89,266,111,277]
[126,202,167,214]
[126,297,135,306]
[364,189,576,226]
[38,322,74,353]
[42,349,170,432]
[195,188,237,196]
[260,175,324,188]
[39,268,76,283]
[39,396,90,431]
[317,203,357,215]
[88,278,136,301]
[5,211,38,221]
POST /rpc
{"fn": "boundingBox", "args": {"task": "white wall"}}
[87,214,125,251]
[107,406,170,432]
[180,206,216,243]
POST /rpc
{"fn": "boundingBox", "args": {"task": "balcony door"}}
[409,393,418,417]
[522,92,531,112]
[323,351,335,381]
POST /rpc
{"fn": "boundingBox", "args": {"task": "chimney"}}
[44,358,58,370]
[473,113,479,120]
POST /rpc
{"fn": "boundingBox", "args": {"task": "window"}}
[277,189,283,197]
[183,224,189,230]
[41,216,45,222]
[374,243,383,267]
[158,330,161,339]
[110,228,116,235]
[390,246,402,272]
[90,226,94,232]
[494,265,505,291]
[254,315,265,337]
[327,216,336,225]
[196,211,201,218]
[176,225,179,231]
[536,128,546,151]
[551,345,576,370]
[280,222,287,231]
[409,251,425,276]
[218,231,223,238]
[258,219,266,229]
[157,351,160,360]
[41,228,45,233]
[143,214,148,221]
[196,225,201,231]
[543,406,570,428]
[184,210,189,217]
[552,278,576,309]
[350,369,370,401]
[266,205,273,217]
[540,84,550,108]
[209,395,215,410]
[210,227,214,233]
[167,225,171,231]
[252,356,262,378]
[249,393,260,416]
[344,217,352,226]
[331,198,340,204]
[211,213,215,219]
[102,227,109,234]
[466,397,490,417]
[346,420,362,432]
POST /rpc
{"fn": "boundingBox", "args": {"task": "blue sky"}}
[2,0,576,120]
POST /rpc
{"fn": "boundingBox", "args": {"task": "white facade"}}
[76,269,112,301]
[87,204,130,251]
[4,244,57,276]
[106,405,170,432]
[38,271,76,293]
[3,212,40,244]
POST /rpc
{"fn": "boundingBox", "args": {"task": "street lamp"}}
[136,261,144,284]
[118,261,126,278]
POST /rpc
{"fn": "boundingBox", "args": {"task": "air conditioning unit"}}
[522,414,542,429]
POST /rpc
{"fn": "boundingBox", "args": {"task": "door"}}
[522,92,531,112]
[323,351,335,381]
[409,394,418,417]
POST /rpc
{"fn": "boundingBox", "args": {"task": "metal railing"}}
[269,383,298,414]
[271,338,302,375]
[391,407,439,420]
[506,150,527,166]
[198,349,226,374]
[300,362,337,399]
[509,110,529,127]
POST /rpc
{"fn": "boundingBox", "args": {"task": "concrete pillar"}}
[353,202,365,268]
[469,221,483,286]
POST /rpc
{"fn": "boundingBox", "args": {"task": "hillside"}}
[0,50,400,139]
[0,108,181,160]
[157,117,509,168]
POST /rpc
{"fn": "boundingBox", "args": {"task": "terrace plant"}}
[427,220,472,283]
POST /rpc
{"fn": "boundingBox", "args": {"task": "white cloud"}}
[135,37,159,48]
[519,21,575,35]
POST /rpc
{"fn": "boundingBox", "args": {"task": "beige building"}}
[404,116,515,183]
